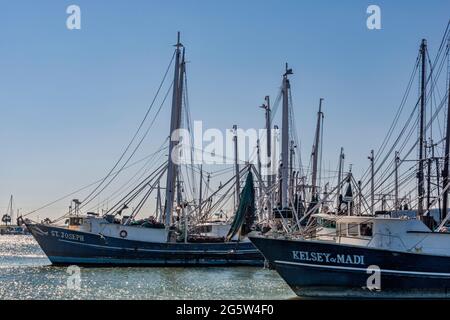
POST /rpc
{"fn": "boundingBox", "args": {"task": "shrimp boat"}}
[249,29,450,297]
[250,212,450,298]
[24,34,263,266]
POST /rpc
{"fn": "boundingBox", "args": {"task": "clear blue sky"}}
[1,0,449,217]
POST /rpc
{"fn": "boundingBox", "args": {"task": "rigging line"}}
[95,164,167,220]
[360,97,420,191]
[369,90,449,201]
[202,181,236,220]
[198,165,249,220]
[372,115,420,191]
[360,54,420,182]
[428,21,450,77]
[128,168,167,221]
[288,90,301,167]
[187,164,234,176]
[428,45,450,139]
[81,51,176,206]
[51,161,169,224]
[361,57,419,183]
[87,152,166,215]
[361,74,445,191]
[21,148,170,218]
[104,162,168,216]
[179,71,198,203]
[80,79,175,209]
[129,188,154,220]
[188,145,245,164]
[269,89,283,123]
[371,161,417,204]
[85,141,169,213]
[318,110,324,193]
[372,93,442,197]
[360,25,449,183]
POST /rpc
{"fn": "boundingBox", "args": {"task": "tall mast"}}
[427,140,433,210]
[369,150,375,214]
[264,96,272,184]
[260,96,273,217]
[442,54,450,221]
[233,125,240,211]
[336,147,344,208]
[274,124,280,206]
[281,64,293,208]
[257,139,262,177]
[164,32,184,228]
[418,39,427,217]
[395,151,400,210]
[198,165,203,216]
[311,98,324,197]
[289,140,295,203]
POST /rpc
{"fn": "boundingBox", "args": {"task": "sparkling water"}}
[0,235,294,300]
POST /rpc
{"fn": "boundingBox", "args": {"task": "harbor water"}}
[0,235,294,300]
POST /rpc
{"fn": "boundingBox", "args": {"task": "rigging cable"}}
[80,51,175,207]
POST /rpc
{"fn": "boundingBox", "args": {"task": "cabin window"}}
[317,218,336,229]
[69,217,83,226]
[196,225,212,233]
[360,223,373,237]
[347,223,359,236]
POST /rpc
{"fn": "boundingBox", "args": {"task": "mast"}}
[265,96,272,184]
[336,147,344,208]
[289,140,295,203]
[257,139,262,203]
[311,98,324,197]
[183,204,188,243]
[281,64,293,208]
[233,125,240,211]
[369,150,375,214]
[427,140,433,210]
[257,139,262,178]
[274,124,280,207]
[358,180,362,214]
[395,151,400,210]
[198,165,203,216]
[418,39,427,217]
[260,96,273,217]
[443,57,450,221]
[164,32,184,228]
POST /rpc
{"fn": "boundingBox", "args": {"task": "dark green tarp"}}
[226,170,256,241]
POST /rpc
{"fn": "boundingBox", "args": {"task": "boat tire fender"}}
[120,230,128,238]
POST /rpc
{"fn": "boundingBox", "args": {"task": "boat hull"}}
[27,223,263,266]
[249,235,450,298]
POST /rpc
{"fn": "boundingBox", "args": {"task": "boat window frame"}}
[317,217,336,229]
[196,225,212,234]
[69,217,83,226]
[347,223,360,237]
[360,222,373,237]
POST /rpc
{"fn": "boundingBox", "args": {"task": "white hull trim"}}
[275,260,450,278]
[59,239,258,254]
